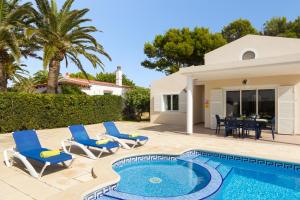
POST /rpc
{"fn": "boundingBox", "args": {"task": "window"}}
[242,51,255,60]
[104,91,113,95]
[164,95,179,111]
[226,89,275,119]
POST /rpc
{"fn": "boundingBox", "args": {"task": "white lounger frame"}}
[104,134,148,149]
[61,138,120,160]
[3,147,75,179]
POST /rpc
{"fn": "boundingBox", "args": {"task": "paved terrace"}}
[1,122,300,200]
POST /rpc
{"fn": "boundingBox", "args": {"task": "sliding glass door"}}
[242,90,256,117]
[226,91,240,117]
[258,89,275,120]
[226,89,275,119]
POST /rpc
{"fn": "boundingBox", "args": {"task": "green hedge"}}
[0,93,123,133]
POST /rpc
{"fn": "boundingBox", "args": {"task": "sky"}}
[24,0,300,87]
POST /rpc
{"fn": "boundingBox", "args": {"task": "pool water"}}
[114,159,211,197]
[201,155,300,200]
[93,151,300,200]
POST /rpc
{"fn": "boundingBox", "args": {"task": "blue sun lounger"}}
[3,130,74,178]
[103,122,148,148]
[62,125,120,159]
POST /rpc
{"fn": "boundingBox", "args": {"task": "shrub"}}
[124,87,150,121]
[0,93,123,133]
[61,85,86,95]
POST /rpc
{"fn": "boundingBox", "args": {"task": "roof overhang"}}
[180,54,300,81]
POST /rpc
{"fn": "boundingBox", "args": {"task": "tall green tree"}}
[124,87,150,121]
[263,17,296,37]
[69,71,95,80]
[28,0,111,93]
[222,19,258,42]
[141,27,226,74]
[288,17,300,38]
[96,72,135,86]
[0,0,33,92]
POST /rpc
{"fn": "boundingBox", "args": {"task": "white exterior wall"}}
[205,35,300,65]
[150,72,187,126]
[150,35,300,134]
[81,85,127,96]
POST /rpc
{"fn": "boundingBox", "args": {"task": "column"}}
[187,76,193,134]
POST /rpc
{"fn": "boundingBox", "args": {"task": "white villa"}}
[36,66,132,96]
[150,35,300,135]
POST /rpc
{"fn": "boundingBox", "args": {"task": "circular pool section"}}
[113,156,213,198]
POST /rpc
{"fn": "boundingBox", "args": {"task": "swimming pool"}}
[87,150,300,200]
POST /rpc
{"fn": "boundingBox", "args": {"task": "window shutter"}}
[179,92,187,112]
[153,94,162,112]
[278,86,295,134]
[210,89,224,129]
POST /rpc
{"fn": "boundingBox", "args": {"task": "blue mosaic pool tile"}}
[113,154,177,169]
[85,150,300,200]
[84,185,117,200]
[195,150,300,172]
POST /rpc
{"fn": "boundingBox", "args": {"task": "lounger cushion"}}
[76,139,120,149]
[69,125,120,149]
[20,148,72,164]
[103,122,148,141]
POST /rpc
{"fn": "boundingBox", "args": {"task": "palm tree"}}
[33,70,49,84]
[0,0,33,92]
[33,69,62,84]
[4,54,28,84]
[29,0,111,93]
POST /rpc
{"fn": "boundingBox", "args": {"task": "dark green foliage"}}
[124,87,150,121]
[96,72,135,87]
[69,72,96,80]
[142,27,226,74]
[61,85,86,95]
[222,19,258,42]
[0,93,122,133]
[263,17,300,38]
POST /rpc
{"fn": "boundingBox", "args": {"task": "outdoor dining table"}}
[224,118,268,139]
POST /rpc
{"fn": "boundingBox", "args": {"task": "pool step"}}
[205,160,221,169]
[196,156,210,163]
[177,154,199,161]
[216,164,233,179]
[98,195,121,200]
[104,190,146,200]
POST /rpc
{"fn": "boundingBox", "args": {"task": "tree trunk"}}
[47,59,61,94]
[0,51,8,92]
[0,62,7,92]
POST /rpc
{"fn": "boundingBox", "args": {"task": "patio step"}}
[216,164,233,179]
[205,160,221,168]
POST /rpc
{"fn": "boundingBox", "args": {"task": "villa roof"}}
[35,77,132,89]
[180,53,300,80]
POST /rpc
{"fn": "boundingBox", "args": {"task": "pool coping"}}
[84,149,300,200]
